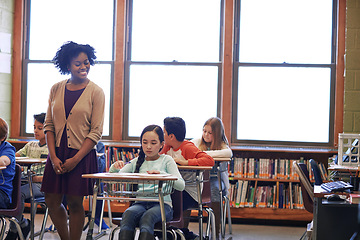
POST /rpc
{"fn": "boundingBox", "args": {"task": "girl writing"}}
[192,117,232,240]
[109,125,185,240]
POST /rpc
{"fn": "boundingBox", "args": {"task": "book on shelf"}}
[231,157,327,181]
[240,180,248,207]
[105,146,139,171]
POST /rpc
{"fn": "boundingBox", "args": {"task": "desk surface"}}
[15,157,47,165]
[177,165,213,170]
[82,172,178,181]
[213,157,231,162]
[328,164,359,172]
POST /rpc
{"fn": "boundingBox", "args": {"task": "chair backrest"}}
[0,164,22,216]
[201,170,211,204]
[293,161,314,213]
[167,189,184,228]
[310,159,323,186]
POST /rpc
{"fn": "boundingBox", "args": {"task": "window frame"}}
[18,0,116,138]
[11,0,345,149]
[122,0,225,140]
[231,0,338,147]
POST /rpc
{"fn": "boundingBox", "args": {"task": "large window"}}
[124,0,223,139]
[23,0,114,136]
[233,0,337,146]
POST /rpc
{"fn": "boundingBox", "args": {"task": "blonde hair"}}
[198,117,228,151]
[0,118,9,141]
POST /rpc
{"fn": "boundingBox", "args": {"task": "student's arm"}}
[15,142,30,157]
[109,158,136,173]
[205,144,233,158]
[179,141,214,166]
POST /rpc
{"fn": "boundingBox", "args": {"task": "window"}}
[23,0,114,136]
[124,0,223,139]
[233,0,336,146]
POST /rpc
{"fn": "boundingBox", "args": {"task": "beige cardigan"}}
[44,79,105,150]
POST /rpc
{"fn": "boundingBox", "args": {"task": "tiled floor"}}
[14,212,307,240]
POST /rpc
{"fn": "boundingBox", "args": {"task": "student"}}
[5,113,48,240]
[160,117,214,240]
[0,117,16,209]
[109,125,185,240]
[41,41,105,240]
[192,117,233,240]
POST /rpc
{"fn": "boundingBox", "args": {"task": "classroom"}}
[0,0,360,240]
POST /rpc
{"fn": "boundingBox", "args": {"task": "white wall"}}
[0,0,13,130]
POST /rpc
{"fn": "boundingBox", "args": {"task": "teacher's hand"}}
[51,157,63,174]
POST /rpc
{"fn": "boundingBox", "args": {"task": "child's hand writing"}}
[147,170,160,174]
[113,160,125,169]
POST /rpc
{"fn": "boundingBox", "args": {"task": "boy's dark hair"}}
[163,117,186,142]
[34,113,46,124]
[0,117,9,141]
[52,41,97,75]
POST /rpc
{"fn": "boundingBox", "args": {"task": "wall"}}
[344,0,360,132]
[0,0,13,129]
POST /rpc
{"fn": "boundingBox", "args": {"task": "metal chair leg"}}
[205,207,216,240]
[109,225,120,240]
[0,217,7,240]
[224,195,232,234]
[38,205,49,240]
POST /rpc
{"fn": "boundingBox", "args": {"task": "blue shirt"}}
[0,141,16,203]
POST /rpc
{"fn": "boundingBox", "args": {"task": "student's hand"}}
[174,158,188,166]
[113,160,125,169]
[147,170,160,174]
[51,157,64,174]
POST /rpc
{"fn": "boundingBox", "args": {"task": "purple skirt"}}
[41,144,98,196]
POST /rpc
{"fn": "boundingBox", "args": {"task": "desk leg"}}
[196,171,203,240]
[27,168,35,240]
[86,180,99,240]
[217,164,225,239]
[158,182,167,240]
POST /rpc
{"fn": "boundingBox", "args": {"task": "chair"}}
[293,161,314,240]
[309,159,323,186]
[109,189,185,240]
[186,170,216,240]
[0,164,26,240]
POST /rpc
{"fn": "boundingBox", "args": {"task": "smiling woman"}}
[40,41,105,240]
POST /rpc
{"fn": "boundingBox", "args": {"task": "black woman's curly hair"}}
[52,41,97,75]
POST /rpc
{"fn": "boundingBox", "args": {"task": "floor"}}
[12,212,307,240]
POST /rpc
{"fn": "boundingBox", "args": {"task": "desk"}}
[15,158,46,240]
[313,185,358,240]
[178,165,213,240]
[82,172,178,240]
[0,166,5,170]
[213,157,232,238]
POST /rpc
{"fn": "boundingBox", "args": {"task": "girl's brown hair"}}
[0,117,9,142]
[198,117,229,151]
